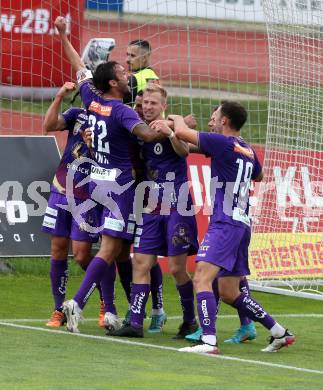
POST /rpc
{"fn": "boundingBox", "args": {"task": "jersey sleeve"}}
[114,104,144,133]
[76,68,100,109]
[198,132,230,159]
[61,108,82,132]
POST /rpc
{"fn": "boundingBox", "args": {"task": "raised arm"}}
[54,16,85,72]
[43,82,76,133]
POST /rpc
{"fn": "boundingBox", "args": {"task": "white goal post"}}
[249,0,323,300]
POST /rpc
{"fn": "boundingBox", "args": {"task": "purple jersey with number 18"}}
[196,132,262,275]
[198,132,262,227]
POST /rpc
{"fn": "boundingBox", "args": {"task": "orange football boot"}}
[98,301,105,328]
[46,310,66,327]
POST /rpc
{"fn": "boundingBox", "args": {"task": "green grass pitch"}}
[0,259,323,390]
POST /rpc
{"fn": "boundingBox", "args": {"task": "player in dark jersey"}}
[166,101,295,353]
[42,82,102,327]
[113,84,199,338]
[54,16,167,333]
[124,90,167,333]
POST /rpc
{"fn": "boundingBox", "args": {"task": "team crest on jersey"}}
[89,101,112,116]
[154,143,163,155]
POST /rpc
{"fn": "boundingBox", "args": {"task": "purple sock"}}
[100,262,117,315]
[238,278,252,326]
[50,259,68,311]
[176,280,195,323]
[150,263,163,310]
[197,291,217,336]
[130,283,150,328]
[74,257,109,310]
[116,257,132,304]
[232,293,276,330]
[80,262,104,302]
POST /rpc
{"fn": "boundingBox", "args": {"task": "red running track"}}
[1,22,269,137]
[83,20,269,83]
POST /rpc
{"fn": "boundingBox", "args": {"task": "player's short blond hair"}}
[143,83,167,101]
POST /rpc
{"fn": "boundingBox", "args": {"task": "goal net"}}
[0,0,322,298]
[250,0,323,299]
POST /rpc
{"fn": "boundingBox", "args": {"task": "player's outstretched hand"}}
[55,16,67,35]
[56,82,76,98]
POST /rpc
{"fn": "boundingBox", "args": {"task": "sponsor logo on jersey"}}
[127,222,135,234]
[42,215,56,229]
[104,217,125,232]
[233,142,254,159]
[89,101,112,116]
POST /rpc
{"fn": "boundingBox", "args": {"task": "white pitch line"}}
[1,321,323,377]
[1,313,323,323]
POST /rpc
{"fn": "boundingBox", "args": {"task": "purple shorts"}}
[133,211,199,256]
[196,222,251,276]
[41,192,99,243]
[99,186,136,241]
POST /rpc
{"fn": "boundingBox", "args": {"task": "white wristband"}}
[76,68,93,84]
[168,131,175,140]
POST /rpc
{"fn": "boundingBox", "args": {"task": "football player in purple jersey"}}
[42,82,102,327]
[113,84,199,338]
[167,101,295,353]
[54,16,167,333]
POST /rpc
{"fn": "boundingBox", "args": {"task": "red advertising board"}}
[160,147,323,273]
[1,1,82,87]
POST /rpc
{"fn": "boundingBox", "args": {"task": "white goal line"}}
[0,313,323,323]
[0,321,323,377]
[0,313,322,323]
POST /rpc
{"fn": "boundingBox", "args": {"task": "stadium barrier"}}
[159,149,323,284]
[0,136,61,256]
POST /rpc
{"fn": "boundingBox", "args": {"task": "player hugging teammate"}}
[41,15,295,354]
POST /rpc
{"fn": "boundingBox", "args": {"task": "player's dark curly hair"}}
[92,61,119,93]
[218,100,248,131]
